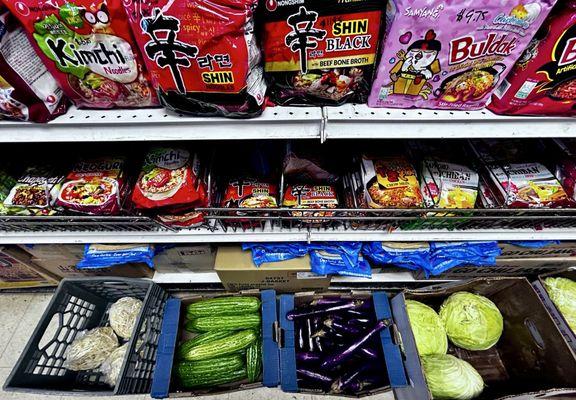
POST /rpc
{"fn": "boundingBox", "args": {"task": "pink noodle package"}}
[368,1,558,110]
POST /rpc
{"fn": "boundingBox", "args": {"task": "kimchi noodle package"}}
[2,0,156,109]
[123,0,265,118]
[260,0,385,106]
[0,11,67,122]
[368,0,557,110]
[489,1,576,116]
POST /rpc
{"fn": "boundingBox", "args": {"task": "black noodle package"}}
[260,0,385,106]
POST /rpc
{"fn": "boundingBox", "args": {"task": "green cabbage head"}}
[422,354,484,400]
[439,292,503,351]
[544,277,576,332]
[406,299,448,356]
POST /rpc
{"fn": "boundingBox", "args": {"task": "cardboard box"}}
[215,246,331,293]
[413,257,576,280]
[154,245,215,274]
[17,244,84,261]
[0,247,58,289]
[532,269,576,353]
[392,278,576,400]
[150,290,279,398]
[498,241,576,258]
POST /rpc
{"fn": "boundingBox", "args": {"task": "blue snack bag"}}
[77,244,155,269]
[362,242,430,271]
[242,243,308,267]
[427,241,501,276]
[309,242,370,278]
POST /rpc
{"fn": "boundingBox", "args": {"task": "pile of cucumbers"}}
[175,296,263,389]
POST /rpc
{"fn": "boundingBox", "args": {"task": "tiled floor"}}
[0,293,395,400]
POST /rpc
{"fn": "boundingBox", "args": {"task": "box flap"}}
[390,293,431,400]
[151,298,181,399]
[278,294,298,393]
[215,246,311,271]
[261,289,280,387]
[373,292,408,388]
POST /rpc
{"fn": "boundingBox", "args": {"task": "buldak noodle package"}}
[0,12,67,122]
[2,0,157,109]
[123,0,266,118]
[489,1,576,115]
[260,0,385,105]
[369,0,557,110]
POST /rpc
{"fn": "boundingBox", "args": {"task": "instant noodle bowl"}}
[361,155,423,208]
[123,0,265,118]
[368,0,557,110]
[421,160,479,209]
[1,0,156,109]
[0,12,67,122]
[489,1,576,116]
[3,166,65,215]
[56,157,126,215]
[260,0,385,106]
[283,184,338,224]
[132,148,202,210]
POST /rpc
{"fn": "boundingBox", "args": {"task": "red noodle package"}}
[0,11,67,122]
[489,1,576,115]
[123,0,265,118]
[2,0,156,109]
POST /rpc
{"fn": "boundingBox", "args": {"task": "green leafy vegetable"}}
[406,299,448,356]
[439,292,503,351]
[422,354,484,400]
[544,277,576,332]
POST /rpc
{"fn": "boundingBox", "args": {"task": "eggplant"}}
[306,318,314,351]
[327,314,372,326]
[324,318,363,335]
[296,351,321,363]
[297,368,332,384]
[310,297,344,306]
[331,364,371,393]
[321,319,390,370]
[315,336,323,352]
[297,326,305,351]
[286,300,365,320]
[359,346,379,359]
[312,328,345,340]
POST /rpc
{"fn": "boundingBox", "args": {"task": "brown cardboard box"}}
[17,244,84,261]
[413,257,576,280]
[154,245,215,273]
[498,241,576,258]
[0,247,58,289]
[215,246,331,292]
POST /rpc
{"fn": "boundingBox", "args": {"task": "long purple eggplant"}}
[286,300,365,320]
[323,319,364,335]
[345,374,385,394]
[296,352,321,363]
[310,297,345,306]
[359,346,379,359]
[306,318,314,351]
[297,326,304,351]
[327,314,372,326]
[331,364,371,393]
[297,368,332,384]
[311,329,344,340]
[321,319,390,370]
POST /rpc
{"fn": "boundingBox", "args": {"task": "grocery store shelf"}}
[0,106,323,142]
[324,104,576,139]
[4,226,576,244]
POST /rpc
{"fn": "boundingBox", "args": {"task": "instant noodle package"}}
[260,0,385,105]
[2,0,156,109]
[57,157,127,215]
[283,184,338,223]
[420,160,479,209]
[123,0,266,118]
[222,178,278,209]
[489,1,576,116]
[0,12,67,122]
[369,0,557,110]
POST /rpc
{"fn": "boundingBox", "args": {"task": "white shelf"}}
[0,106,323,142]
[4,226,576,244]
[2,104,575,142]
[324,104,576,139]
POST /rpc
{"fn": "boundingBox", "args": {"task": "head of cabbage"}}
[543,277,576,332]
[421,354,484,400]
[439,292,503,351]
[406,299,448,356]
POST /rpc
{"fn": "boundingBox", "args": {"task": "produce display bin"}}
[3,277,168,395]
[150,289,279,398]
[391,277,576,400]
[278,291,407,396]
[532,269,576,353]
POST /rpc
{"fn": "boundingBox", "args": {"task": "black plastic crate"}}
[4,277,168,395]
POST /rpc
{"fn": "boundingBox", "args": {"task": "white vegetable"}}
[109,297,143,339]
[65,327,118,371]
[422,354,484,400]
[100,343,129,387]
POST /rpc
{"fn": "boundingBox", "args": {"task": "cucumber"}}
[187,314,261,332]
[180,329,257,361]
[176,358,247,389]
[186,297,261,318]
[177,331,230,359]
[246,339,262,383]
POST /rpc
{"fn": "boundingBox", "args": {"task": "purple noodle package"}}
[368,0,557,110]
